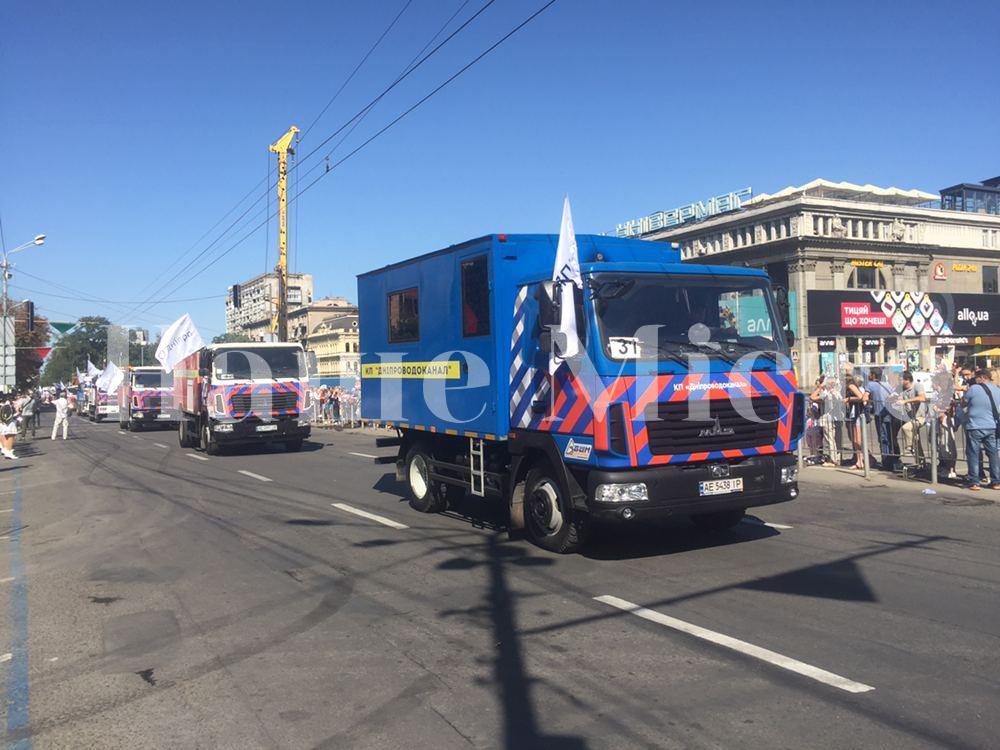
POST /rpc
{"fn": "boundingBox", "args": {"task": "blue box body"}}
[359,233,707,438]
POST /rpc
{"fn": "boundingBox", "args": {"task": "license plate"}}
[256,424,278,432]
[698,478,743,496]
[156,414,171,419]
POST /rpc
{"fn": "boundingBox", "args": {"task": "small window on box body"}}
[461,255,491,336]
[388,288,419,342]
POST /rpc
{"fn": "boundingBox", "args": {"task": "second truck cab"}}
[173,342,312,454]
[118,366,176,431]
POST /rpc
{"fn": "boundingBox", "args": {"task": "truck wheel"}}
[691,509,746,533]
[200,424,220,456]
[523,464,588,554]
[178,420,194,448]
[405,444,446,513]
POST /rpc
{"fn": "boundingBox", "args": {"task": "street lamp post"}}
[2,234,45,391]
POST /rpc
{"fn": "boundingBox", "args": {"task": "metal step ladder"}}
[470,437,485,497]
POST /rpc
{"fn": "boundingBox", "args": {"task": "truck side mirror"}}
[785,329,796,349]
[537,326,567,356]
[773,285,790,329]
[198,366,210,377]
[538,328,552,353]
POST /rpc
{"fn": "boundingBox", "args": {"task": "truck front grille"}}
[644,396,780,456]
[230,391,298,414]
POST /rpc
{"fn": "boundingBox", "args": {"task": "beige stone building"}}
[639,178,1000,383]
[306,313,360,380]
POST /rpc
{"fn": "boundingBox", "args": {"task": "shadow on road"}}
[438,535,588,750]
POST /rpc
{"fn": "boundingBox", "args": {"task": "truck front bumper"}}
[210,417,311,445]
[583,453,797,522]
[130,409,176,425]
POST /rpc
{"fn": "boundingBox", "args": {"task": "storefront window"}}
[847,266,886,290]
[983,266,998,294]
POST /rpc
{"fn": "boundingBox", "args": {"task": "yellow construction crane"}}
[269,125,299,341]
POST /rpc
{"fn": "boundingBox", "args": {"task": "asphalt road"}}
[1,414,998,749]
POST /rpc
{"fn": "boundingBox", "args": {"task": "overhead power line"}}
[300,0,415,140]
[128,0,559,312]
[124,0,503,321]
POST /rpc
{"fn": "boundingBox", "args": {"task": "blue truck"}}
[359,234,803,552]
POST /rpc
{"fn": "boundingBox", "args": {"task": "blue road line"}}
[6,467,32,750]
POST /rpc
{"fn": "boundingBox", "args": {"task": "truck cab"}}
[360,234,803,553]
[174,342,312,455]
[119,366,175,431]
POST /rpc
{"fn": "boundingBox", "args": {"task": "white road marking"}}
[331,503,408,530]
[238,470,272,483]
[118,431,127,435]
[594,595,875,694]
[131,436,142,440]
[0,577,13,584]
[153,443,169,449]
[742,518,793,530]
[48,656,59,662]
[347,452,378,459]
[0,508,11,513]
[185,453,209,462]
[0,653,10,663]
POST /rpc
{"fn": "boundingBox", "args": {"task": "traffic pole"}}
[930,416,938,486]
[861,414,870,479]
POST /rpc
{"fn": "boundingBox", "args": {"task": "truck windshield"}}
[133,372,171,388]
[212,347,304,381]
[590,273,784,360]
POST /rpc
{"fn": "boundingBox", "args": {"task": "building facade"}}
[642,178,1000,384]
[225,272,314,341]
[288,296,357,342]
[307,313,360,381]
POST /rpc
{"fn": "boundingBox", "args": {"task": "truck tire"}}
[523,463,588,554]
[200,423,220,456]
[178,419,197,448]
[405,444,446,513]
[691,509,746,533]
[128,420,141,432]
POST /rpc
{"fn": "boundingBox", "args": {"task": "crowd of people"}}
[313,385,359,426]
[0,388,77,460]
[806,361,1000,490]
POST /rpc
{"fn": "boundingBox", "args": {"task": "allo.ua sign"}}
[807,290,1000,336]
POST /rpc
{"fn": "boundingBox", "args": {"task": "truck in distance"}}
[173,342,312,455]
[118,365,176,431]
[359,233,803,553]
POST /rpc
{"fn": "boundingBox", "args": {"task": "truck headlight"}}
[595,483,648,503]
[133,411,144,418]
[781,466,798,485]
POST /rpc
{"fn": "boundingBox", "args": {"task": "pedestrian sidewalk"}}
[800,463,1000,504]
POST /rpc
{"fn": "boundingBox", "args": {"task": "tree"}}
[8,302,51,391]
[41,316,111,385]
[212,332,252,344]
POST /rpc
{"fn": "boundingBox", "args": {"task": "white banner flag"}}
[86,359,101,378]
[155,313,204,372]
[550,195,582,372]
[95,361,124,393]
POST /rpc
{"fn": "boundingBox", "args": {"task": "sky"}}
[2,0,999,340]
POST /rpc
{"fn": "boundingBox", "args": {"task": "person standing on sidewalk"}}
[958,369,1000,491]
[865,368,895,469]
[18,391,36,439]
[895,371,927,464]
[50,390,71,441]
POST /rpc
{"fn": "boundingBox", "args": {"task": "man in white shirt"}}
[51,391,71,440]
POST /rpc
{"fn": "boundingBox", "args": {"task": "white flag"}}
[155,313,204,372]
[86,359,101,378]
[96,361,124,393]
[550,195,582,372]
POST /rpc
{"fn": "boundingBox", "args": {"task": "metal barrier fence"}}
[799,405,995,487]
